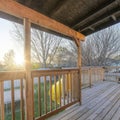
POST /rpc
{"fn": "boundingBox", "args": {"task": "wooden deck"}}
[48,81,120,120]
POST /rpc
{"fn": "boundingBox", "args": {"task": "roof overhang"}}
[13,0,120,36]
[0,0,85,42]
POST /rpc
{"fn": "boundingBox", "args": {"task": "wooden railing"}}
[81,67,104,88]
[31,68,80,120]
[104,66,120,83]
[0,71,26,120]
[0,66,116,120]
[0,68,80,120]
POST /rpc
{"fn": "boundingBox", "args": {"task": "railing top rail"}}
[32,68,79,72]
[0,71,26,81]
[81,67,104,70]
[105,73,120,76]
[32,68,79,77]
[0,70,25,73]
[103,66,120,69]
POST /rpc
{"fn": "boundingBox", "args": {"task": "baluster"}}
[54,75,57,109]
[20,79,24,120]
[0,81,4,120]
[11,80,15,120]
[49,75,52,111]
[38,77,41,116]
[59,75,61,107]
[44,76,47,114]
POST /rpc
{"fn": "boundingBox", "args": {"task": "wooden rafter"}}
[0,0,85,41]
[72,0,116,30]
[25,0,33,6]
[83,17,120,35]
[111,15,117,21]
[79,8,120,32]
[50,0,68,16]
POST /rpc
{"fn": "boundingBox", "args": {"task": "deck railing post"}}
[74,38,82,105]
[24,18,34,120]
[102,68,105,81]
[78,41,82,105]
[0,81,4,120]
[89,68,92,88]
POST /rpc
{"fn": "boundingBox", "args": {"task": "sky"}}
[0,19,14,52]
[0,18,24,62]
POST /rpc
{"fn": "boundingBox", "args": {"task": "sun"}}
[14,55,24,65]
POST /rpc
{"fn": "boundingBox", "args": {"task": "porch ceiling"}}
[15,0,120,35]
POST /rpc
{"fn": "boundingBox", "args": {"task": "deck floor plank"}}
[72,84,120,120]
[85,87,120,120]
[94,87,120,120]
[55,82,114,120]
[103,96,120,120]
[48,82,113,120]
[47,82,120,120]
[111,106,120,120]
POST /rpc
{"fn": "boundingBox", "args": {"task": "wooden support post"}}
[102,68,105,81]
[78,42,82,105]
[24,18,34,120]
[89,68,92,88]
[75,38,82,105]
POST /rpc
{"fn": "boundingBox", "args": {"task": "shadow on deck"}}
[48,81,120,120]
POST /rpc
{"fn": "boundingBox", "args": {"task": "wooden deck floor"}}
[48,81,120,120]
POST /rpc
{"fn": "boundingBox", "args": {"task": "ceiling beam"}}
[88,27,95,31]
[72,0,117,30]
[50,0,68,16]
[0,11,77,40]
[82,17,120,35]
[0,11,23,23]
[25,0,33,6]
[79,8,120,32]
[0,0,85,41]
[94,17,120,32]
[111,15,117,21]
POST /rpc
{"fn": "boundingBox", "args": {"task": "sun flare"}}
[14,55,24,65]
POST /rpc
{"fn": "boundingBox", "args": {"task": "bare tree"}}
[81,25,120,66]
[68,25,120,66]
[53,41,77,67]
[11,23,62,68]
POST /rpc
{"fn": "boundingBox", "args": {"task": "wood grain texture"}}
[48,82,120,120]
[24,18,34,120]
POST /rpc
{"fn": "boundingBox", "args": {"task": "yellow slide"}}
[49,74,71,104]
[50,78,62,104]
